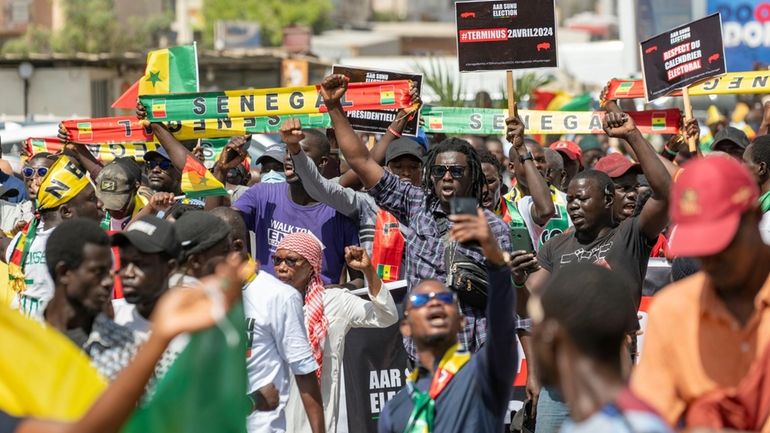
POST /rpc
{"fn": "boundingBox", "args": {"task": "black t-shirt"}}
[538,217,654,307]
[0,410,21,433]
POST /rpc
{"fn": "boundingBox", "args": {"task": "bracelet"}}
[513,279,527,289]
[663,144,678,157]
[387,127,402,138]
[247,394,257,412]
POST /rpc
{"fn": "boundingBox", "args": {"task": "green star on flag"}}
[147,71,163,88]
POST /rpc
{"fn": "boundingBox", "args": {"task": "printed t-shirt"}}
[5,224,55,319]
[538,217,653,307]
[234,182,360,284]
[503,185,572,251]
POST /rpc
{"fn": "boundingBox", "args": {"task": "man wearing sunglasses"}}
[143,147,182,196]
[322,74,514,360]
[378,209,524,433]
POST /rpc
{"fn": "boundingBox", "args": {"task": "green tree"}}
[2,0,173,55]
[201,0,332,47]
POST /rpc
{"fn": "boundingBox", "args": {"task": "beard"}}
[414,330,454,348]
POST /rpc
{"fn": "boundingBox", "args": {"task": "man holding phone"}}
[321,74,526,359]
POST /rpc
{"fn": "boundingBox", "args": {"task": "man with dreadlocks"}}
[322,74,514,358]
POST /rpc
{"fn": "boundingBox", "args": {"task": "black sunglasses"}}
[22,166,48,179]
[146,159,173,170]
[430,165,466,180]
[273,255,305,267]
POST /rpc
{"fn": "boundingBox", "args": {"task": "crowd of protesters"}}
[1,69,770,433]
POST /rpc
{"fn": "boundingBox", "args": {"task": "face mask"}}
[261,170,286,184]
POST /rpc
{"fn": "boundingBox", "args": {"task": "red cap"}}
[594,153,640,178]
[668,156,759,257]
[550,140,583,167]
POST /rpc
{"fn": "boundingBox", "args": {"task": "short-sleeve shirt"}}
[538,217,653,306]
[234,182,360,284]
[243,271,317,433]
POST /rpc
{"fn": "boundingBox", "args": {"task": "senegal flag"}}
[113,44,199,108]
[181,155,228,199]
[139,44,199,95]
[380,85,396,105]
[0,305,107,419]
[121,303,250,433]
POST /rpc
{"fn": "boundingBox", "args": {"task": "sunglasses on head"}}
[22,166,48,179]
[430,165,466,180]
[408,291,456,309]
[273,255,304,267]
[146,159,173,170]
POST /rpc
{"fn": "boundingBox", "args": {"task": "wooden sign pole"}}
[506,70,517,116]
[681,86,696,152]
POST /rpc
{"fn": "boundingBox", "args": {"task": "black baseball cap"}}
[112,215,180,257]
[385,138,424,165]
[712,126,750,151]
[174,210,230,258]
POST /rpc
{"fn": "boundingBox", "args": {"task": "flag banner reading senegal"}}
[605,70,770,100]
[139,80,413,122]
[62,117,153,144]
[25,137,159,163]
[421,107,682,135]
[121,303,249,433]
[63,114,332,144]
[181,154,227,198]
[0,304,107,419]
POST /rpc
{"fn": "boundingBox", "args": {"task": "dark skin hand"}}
[212,135,250,184]
[58,125,104,179]
[506,103,555,226]
[137,102,225,210]
[323,74,385,189]
[338,85,422,189]
[129,191,177,223]
[602,112,671,240]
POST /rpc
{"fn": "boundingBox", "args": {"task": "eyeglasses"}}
[408,291,456,309]
[22,166,48,179]
[430,165,466,180]
[146,159,173,170]
[273,255,304,267]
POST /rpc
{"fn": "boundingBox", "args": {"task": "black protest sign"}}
[640,13,726,101]
[332,65,422,136]
[455,0,557,72]
[343,324,409,433]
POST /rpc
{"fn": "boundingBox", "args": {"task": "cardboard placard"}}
[640,13,726,101]
[332,65,422,136]
[455,0,557,72]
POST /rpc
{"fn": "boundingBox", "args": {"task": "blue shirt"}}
[0,172,28,204]
[234,182,360,284]
[378,265,518,433]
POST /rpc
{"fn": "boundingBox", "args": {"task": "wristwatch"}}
[519,152,534,163]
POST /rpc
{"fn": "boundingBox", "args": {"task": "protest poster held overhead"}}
[640,13,727,102]
[332,65,422,136]
[454,0,557,72]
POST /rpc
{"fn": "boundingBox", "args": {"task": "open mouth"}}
[440,185,455,199]
[426,309,448,327]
